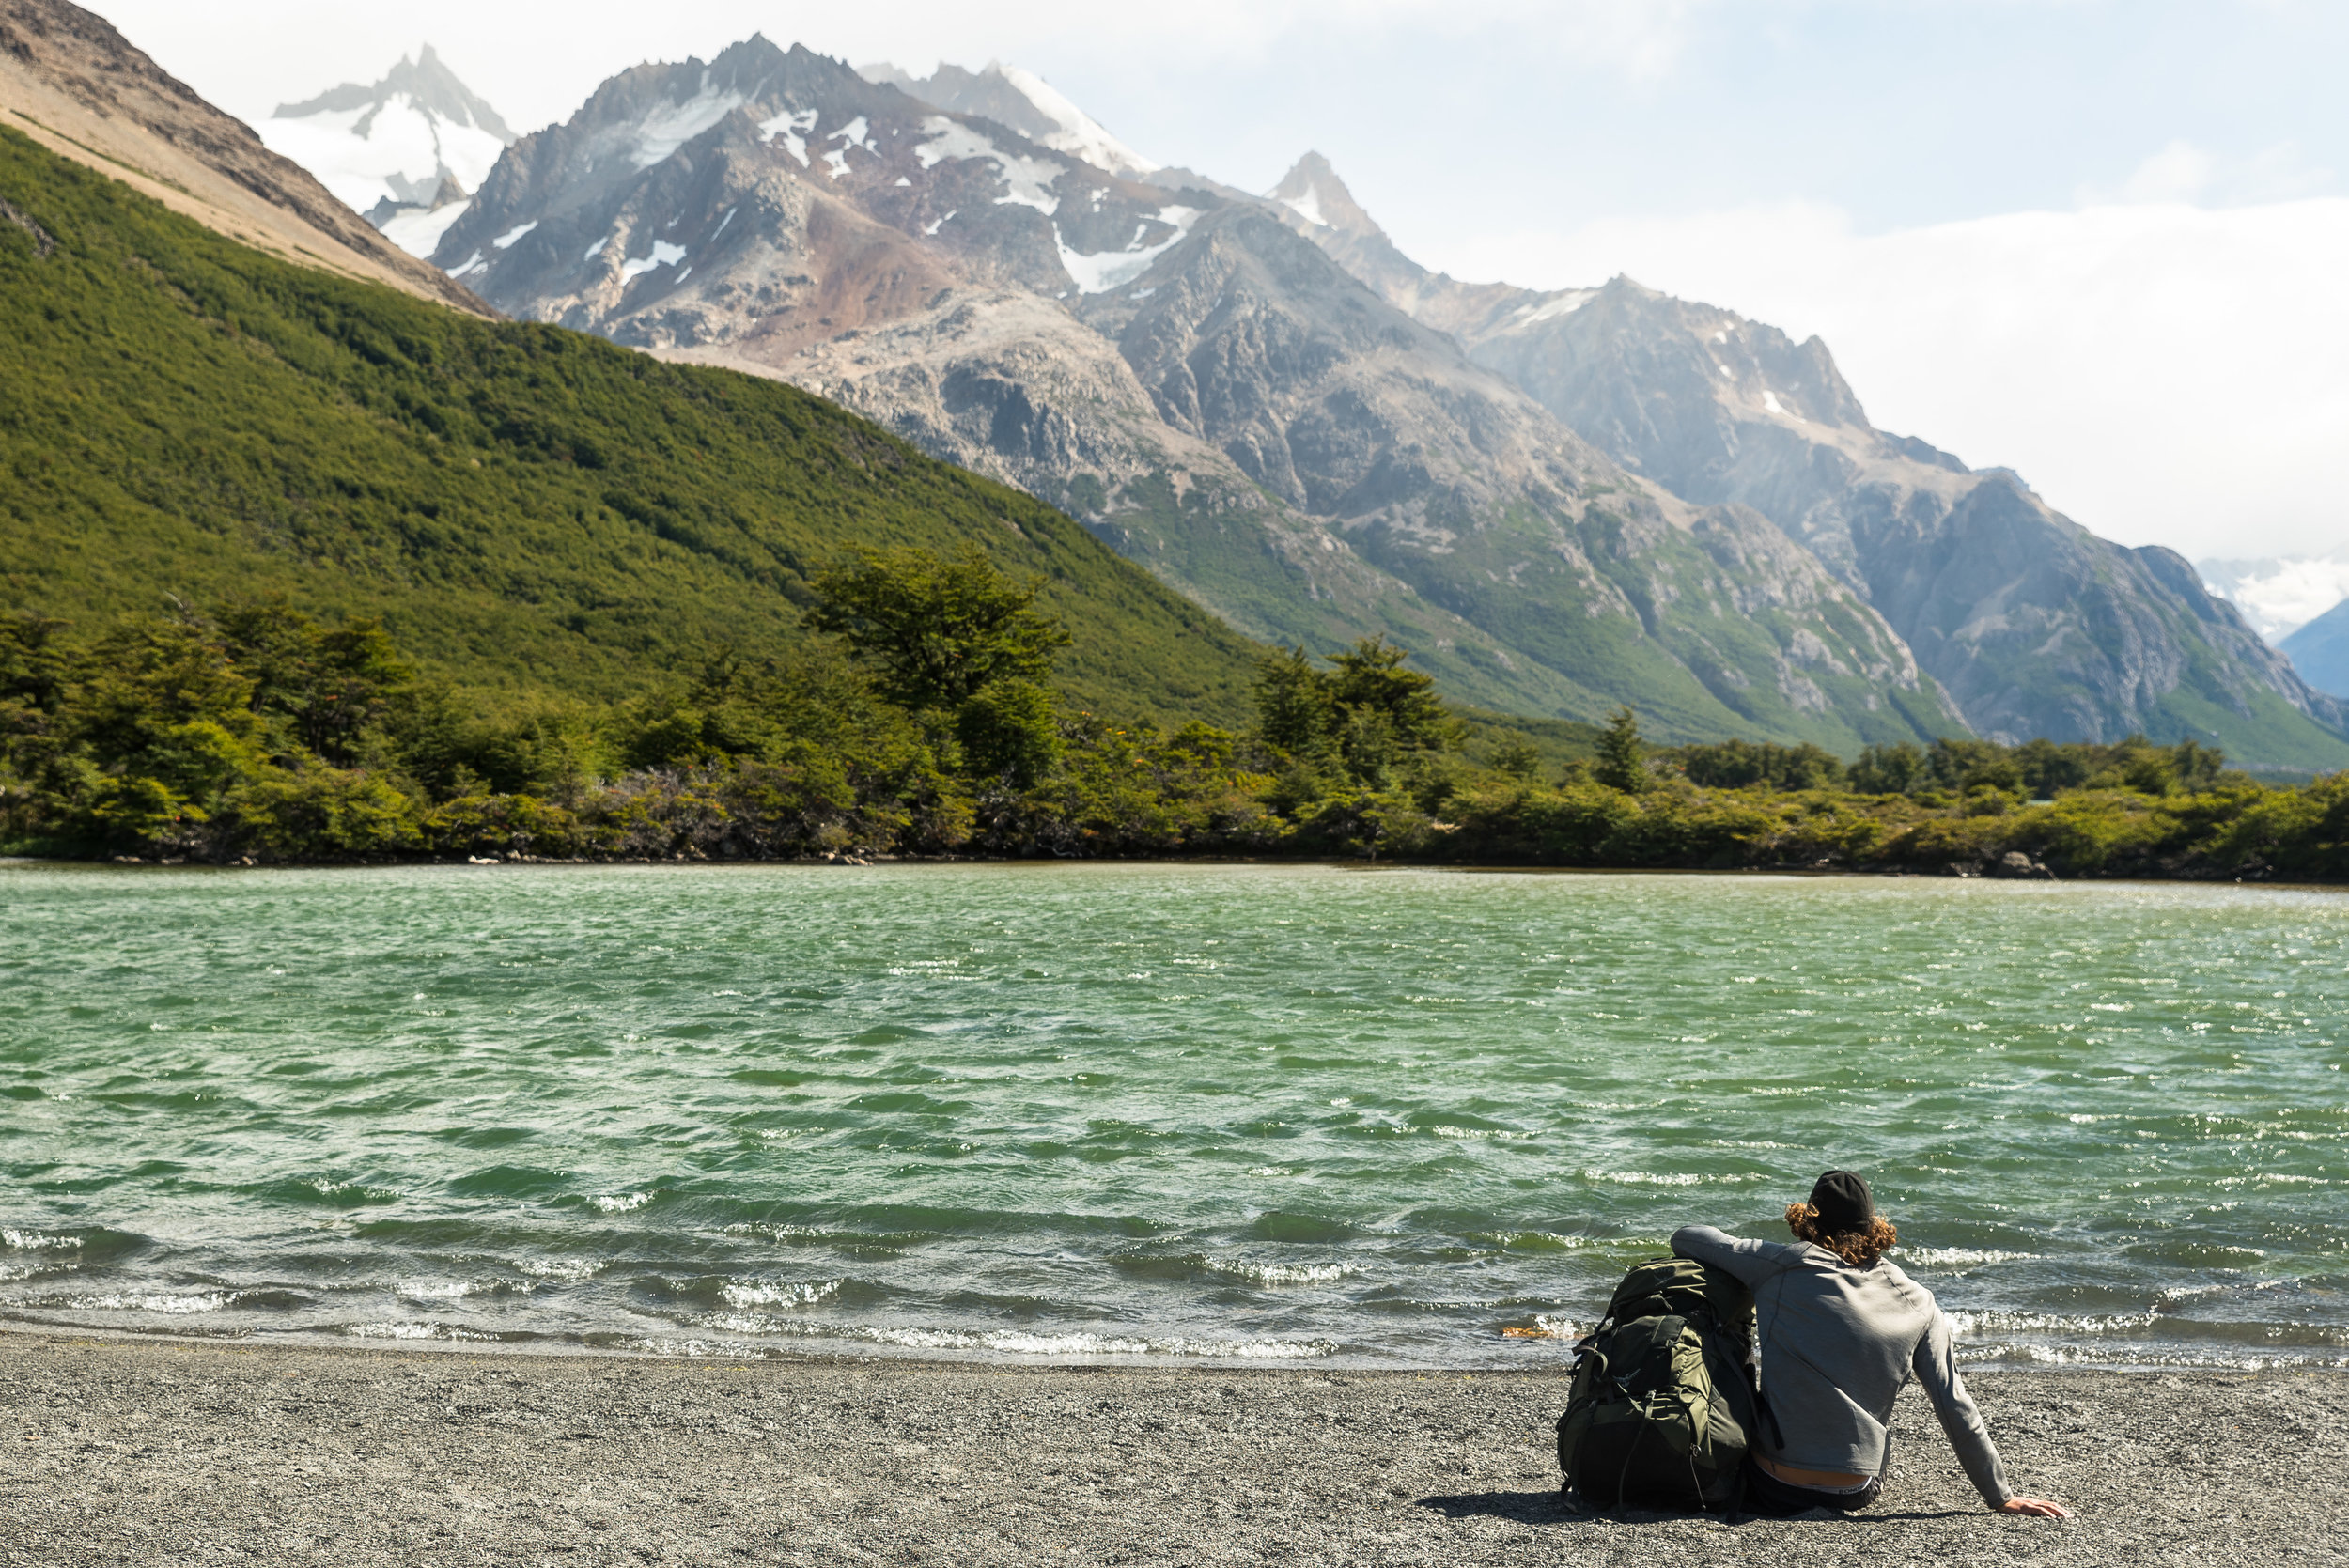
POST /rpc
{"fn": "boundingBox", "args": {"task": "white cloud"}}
[1437,196,2349,559]
[2115,139,2222,203]
[2081,138,2334,207]
[2201,555,2349,641]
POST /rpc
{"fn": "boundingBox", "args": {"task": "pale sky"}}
[98,0,2349,562]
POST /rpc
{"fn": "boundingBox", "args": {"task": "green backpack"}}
[1555,1256,1760,1512]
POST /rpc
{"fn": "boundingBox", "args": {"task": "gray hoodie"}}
[1671,1224,2013,1507]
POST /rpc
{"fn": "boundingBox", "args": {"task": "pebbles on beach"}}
[4,1331,2342,1566]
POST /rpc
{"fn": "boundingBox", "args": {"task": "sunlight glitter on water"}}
[2,862,2344,1368]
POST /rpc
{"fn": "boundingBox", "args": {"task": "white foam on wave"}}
[1583,1169,1766,1187]
[1945,1309,2160,1337]
[1980,1343,2349,1371]
[643,1317,1336,1360]
[2,1229,83,1250]
[590,1192,654,1214]
[346,1321,499,1343]
[720,1279,842,1308]
[1206,1259,1355,1286]
[295,1176,401,1203]
[396,1278,534,1302]
[1900,1248,2038,1267]
[515,1257,599,1282]
[68,1290,235,1314]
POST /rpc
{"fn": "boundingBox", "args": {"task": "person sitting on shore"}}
[1672,1171,2073,1518]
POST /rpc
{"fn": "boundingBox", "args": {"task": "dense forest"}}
[4,558,2343,881]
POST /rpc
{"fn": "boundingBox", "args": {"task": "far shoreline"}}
[6,853,2347,893]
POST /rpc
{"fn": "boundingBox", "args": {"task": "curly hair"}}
[1785,1202,1898,1267]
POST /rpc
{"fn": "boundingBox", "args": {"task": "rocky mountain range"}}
[401,36,1965,751]
[100,19,2349,766]
[1260,154,2349,764]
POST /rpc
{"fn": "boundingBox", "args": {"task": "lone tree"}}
[806,545,1071,712]
[1595,706,1649,794]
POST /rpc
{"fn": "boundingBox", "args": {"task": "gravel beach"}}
[3,1329,2341,1567]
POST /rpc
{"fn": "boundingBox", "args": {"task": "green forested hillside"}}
[0,128,1259,721]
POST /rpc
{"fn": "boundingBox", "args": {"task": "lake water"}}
[3,862,2343,1369]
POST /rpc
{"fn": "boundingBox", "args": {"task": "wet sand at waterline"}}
[6,1332,2342,1567]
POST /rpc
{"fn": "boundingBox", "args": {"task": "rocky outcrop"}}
[0,0,493,315]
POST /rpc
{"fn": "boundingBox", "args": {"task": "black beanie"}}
[1809,1170,1875,1234]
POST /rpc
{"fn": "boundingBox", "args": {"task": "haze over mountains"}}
[29,10,2349,766]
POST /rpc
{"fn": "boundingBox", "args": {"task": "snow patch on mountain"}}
[996,65,1157,178]
[1511,290,1595,327]
[633,81,746,168]
[380,201,470,259]
[861,60,1155,179]
[823,116,879,179]
[263,101,503,214]
[1058,205,1201,293]
[758,109,817,167]
[915,117,1063,215]
[621,241,689,282]
[1277,184,1327,227]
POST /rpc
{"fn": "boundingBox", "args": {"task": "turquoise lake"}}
[2,862,2342,1368]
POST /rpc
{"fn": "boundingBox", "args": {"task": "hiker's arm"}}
[1911,1311,2029,1511]
[1668,1224,1784,1290]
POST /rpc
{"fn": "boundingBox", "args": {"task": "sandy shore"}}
[3,1330,2341,1566]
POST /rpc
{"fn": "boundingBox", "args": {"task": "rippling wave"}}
[3,862,2344,1369]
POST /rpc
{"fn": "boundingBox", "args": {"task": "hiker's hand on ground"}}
[1999,1496,2073,1518]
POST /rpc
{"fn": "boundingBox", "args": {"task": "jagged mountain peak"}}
[856,59,1157,179]
[1533,274,1878,436]
[1264,151,1382,241]
[259,42,516,256]
[272,42,512,140]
